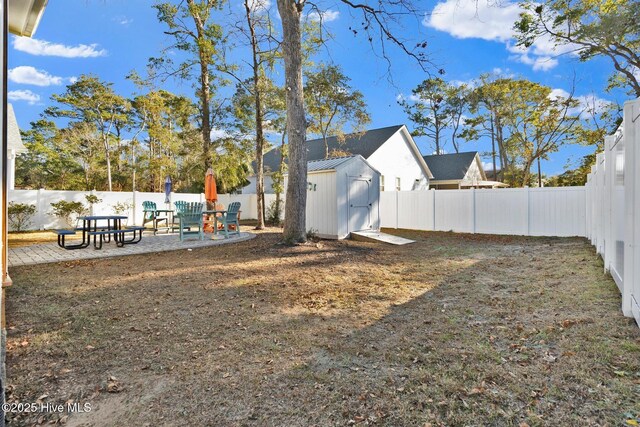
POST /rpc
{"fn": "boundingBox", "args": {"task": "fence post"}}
[132,190,138,226]
[623,99,639,318]
[526,186,531,236]
[36,188,44,230]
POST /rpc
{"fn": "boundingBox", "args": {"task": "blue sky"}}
[7,0,629,177]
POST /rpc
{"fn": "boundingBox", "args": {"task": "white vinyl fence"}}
[380,186,586,237]
[586,97,640,326]
[8,189,276,230]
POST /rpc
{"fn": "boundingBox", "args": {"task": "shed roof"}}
[422,151,478,181]
[261,125,404,172]
[307,156,356,172]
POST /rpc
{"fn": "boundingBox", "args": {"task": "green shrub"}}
[111,201,133,215]
[266,199,283,226]
[50,200,87,228]
[85,194,102,206]
[8,202,36,232]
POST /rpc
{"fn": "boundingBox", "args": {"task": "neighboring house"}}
[423,151,507,189]
[243,125,433,194]
[7,104,27,190]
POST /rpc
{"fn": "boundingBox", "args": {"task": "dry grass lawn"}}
[5,229,640,426]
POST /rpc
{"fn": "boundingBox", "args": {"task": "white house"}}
[243,125,433,193]
[423,151,507,189]
[7,104,27,190]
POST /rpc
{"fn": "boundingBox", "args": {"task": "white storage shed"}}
[286,155,381,239]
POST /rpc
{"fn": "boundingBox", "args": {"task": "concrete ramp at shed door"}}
[350,230,415,245]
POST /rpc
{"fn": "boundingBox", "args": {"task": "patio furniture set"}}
[53,200,241,250]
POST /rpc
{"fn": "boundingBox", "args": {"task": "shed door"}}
[348,176,372,232]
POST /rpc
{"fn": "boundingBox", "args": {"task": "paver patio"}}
[8,231,255,266]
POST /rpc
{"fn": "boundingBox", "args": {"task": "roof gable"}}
[261,125,404,172]
[422,151,479,181]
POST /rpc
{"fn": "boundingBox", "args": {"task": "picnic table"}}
[53,215,145,250]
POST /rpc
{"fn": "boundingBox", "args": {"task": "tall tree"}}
[515,0,640,96]
[276,0,431,242]
[16,120,85,190]
[152,0,225,175]
[400,77,451,155]
[45,75,130,191]
[462,76,514,180]
[304,64,370,158]
[131,90,197,192]
[444,83,471,153]
[501,80,582,186]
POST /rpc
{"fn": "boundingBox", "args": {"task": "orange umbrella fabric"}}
[205,168,218,202]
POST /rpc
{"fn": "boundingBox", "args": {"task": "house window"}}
[395,177,401,191]
[380,175,385,191]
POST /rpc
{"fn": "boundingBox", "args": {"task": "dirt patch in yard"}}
[5,229,640,426]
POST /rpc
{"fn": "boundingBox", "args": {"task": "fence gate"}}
[348,176,372,233]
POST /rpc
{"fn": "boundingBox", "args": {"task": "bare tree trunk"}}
[245,0,266,229]
[537,156,542,187]
[188,0,213,173]
[323,134,328,158]
[277,0,307,243]
[490,116,497,180]
[103,138,113,191]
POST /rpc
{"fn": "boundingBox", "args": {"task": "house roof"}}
[261,125,404,172]
[422,151,479,181]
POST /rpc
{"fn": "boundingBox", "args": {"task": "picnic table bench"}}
[54,215,144,250]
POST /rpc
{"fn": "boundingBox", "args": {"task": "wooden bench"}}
[88,226,145,249]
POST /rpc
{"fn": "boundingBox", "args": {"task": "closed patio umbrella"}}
[164,176,172,204]
[204,168,218,233]
[205,168,218,203]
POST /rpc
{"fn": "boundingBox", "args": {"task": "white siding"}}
[463,158,484,183]
[306,171,338,238]
[366,130,429,191]
[242,175,275,194]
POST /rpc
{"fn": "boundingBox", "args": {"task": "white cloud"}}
[425,0,521,42]
[8,66,66,86]
[425,0,579,72]
[8,90,40,105]
[246,0,272,11]
[510,53,558,71]
[482,161,495,171]
[307,9,340,23]
[117,17,133,26]
[548,88,613,118]
[12,37,107,58]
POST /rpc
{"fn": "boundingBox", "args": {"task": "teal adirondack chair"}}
[178,202,204,242]
[173,201,189,231]
[219,202,241,238]
[142,201,167,234]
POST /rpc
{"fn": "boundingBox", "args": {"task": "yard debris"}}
[106,376,123,393]
[6,230,640,426]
